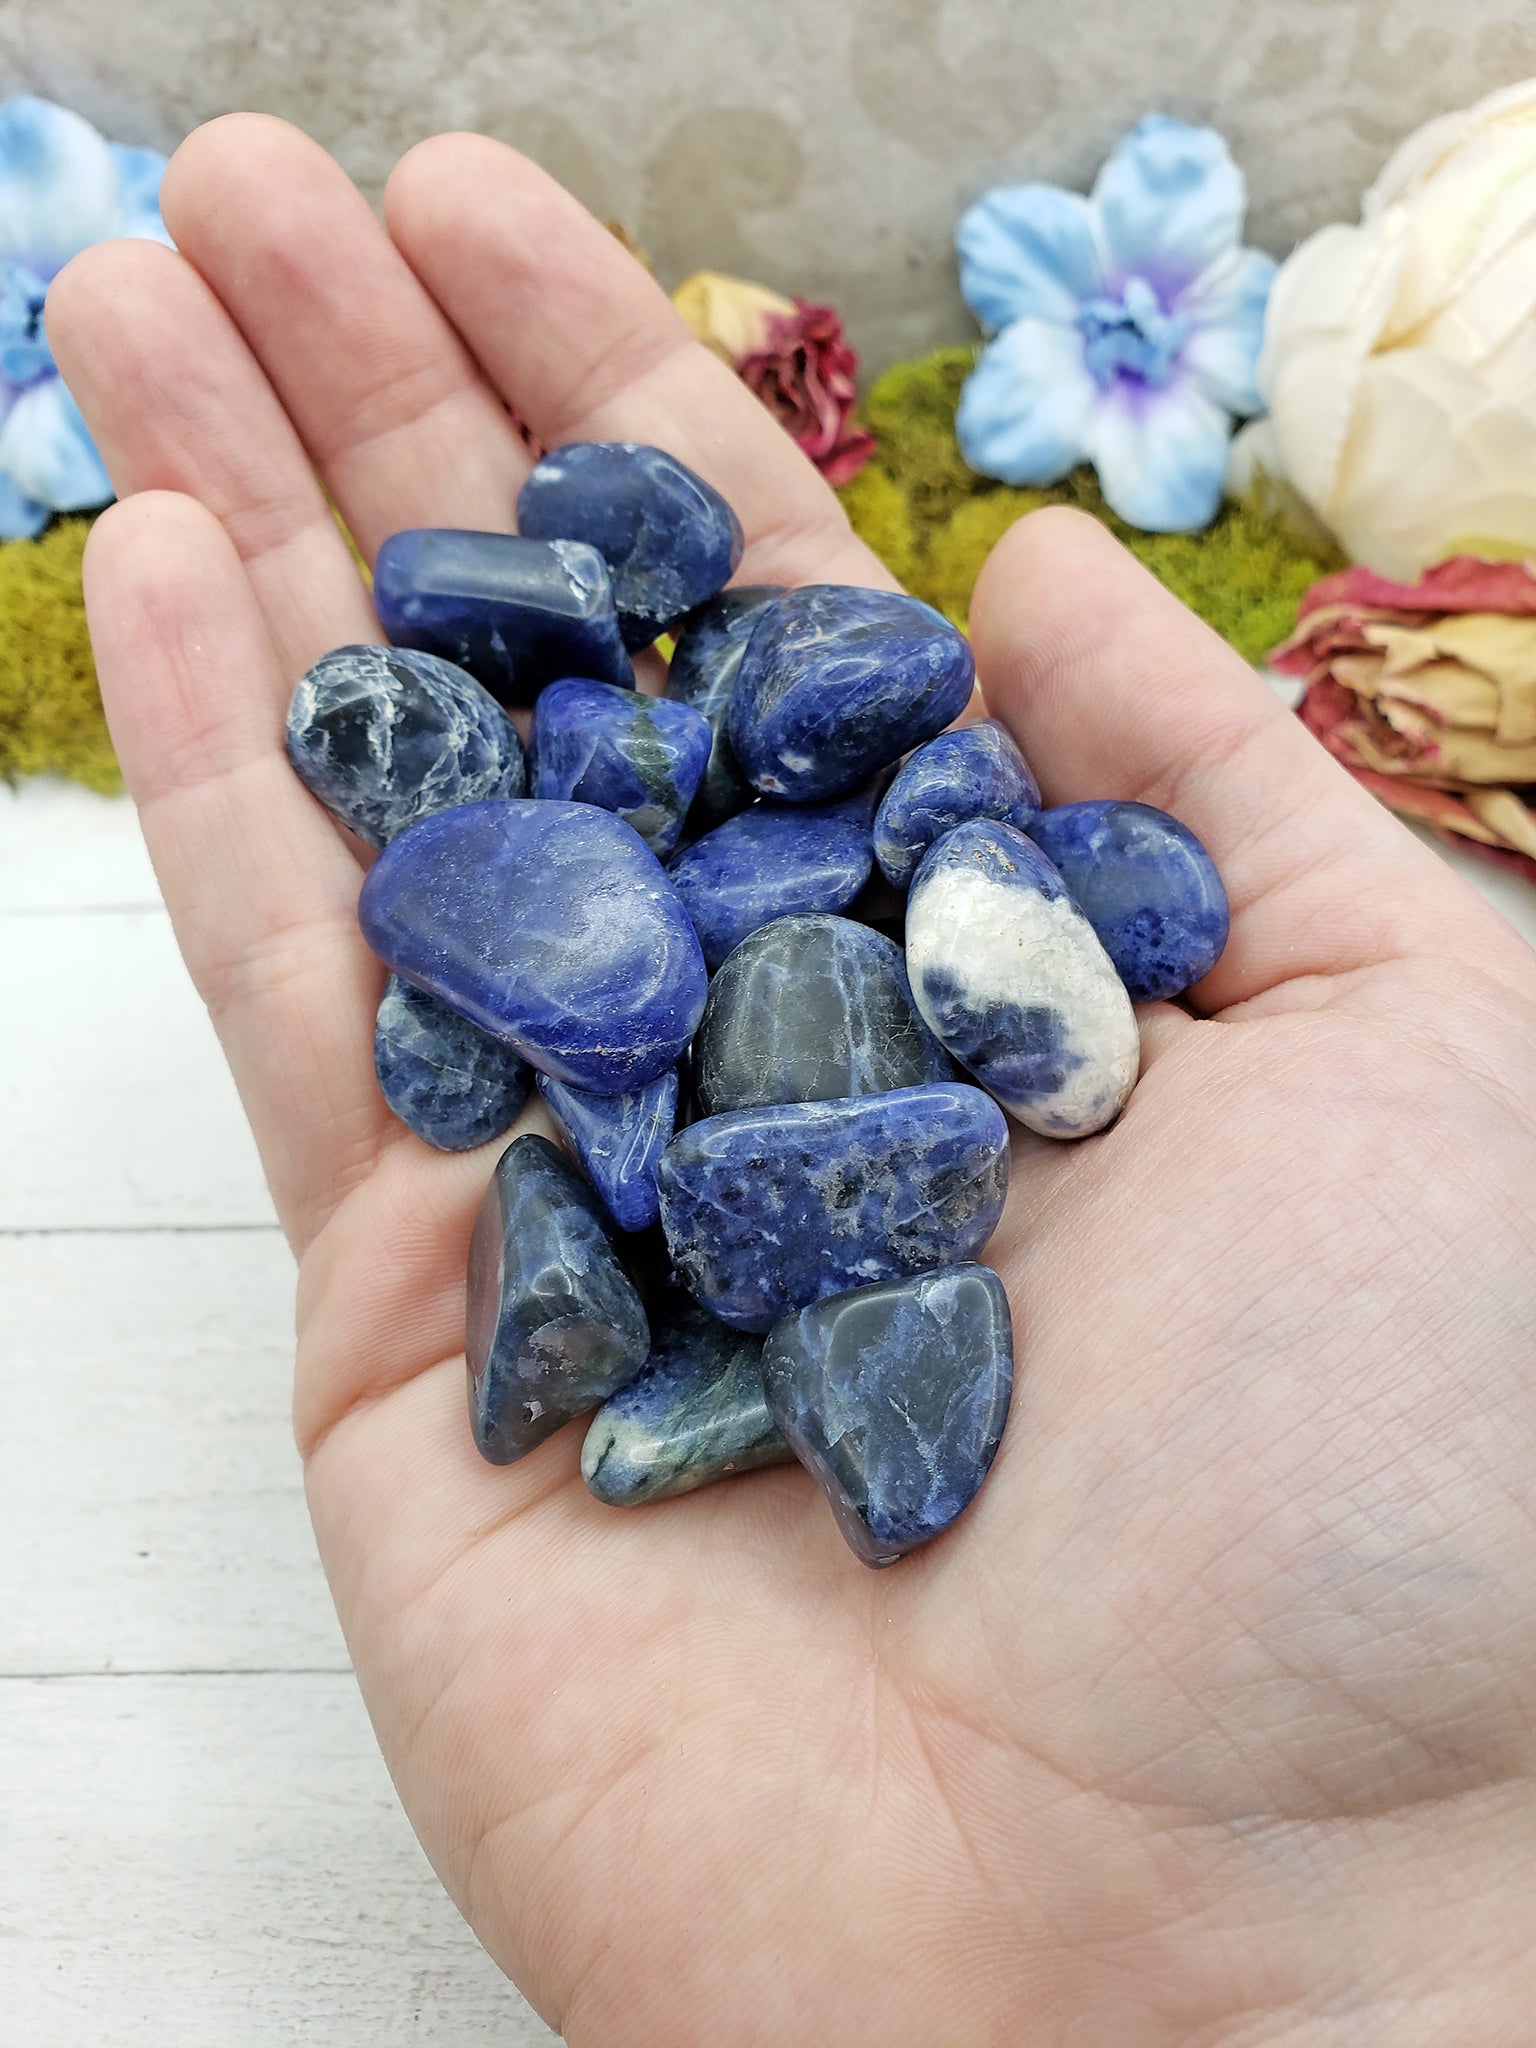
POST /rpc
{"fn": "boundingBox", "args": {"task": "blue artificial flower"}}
[0,96,170,540]
[956,116,1276,532]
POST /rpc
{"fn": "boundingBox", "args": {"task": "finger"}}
[383,133,895,591]
[969,508,1525,1012]
[157,114,529,558]
[83,491,386,1250]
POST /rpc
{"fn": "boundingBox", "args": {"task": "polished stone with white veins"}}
[666,788,876,972]
[532,677,712,858]
[873,718,1040,889]
[537,1065,679,1233]
[664,584,783,830]
[374,975,532,1151]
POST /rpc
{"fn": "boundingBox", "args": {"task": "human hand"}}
[49,115,1536,2048]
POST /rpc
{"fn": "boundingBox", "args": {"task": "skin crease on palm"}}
[44,110,1536,2048]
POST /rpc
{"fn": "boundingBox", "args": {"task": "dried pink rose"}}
[737,298,876,487]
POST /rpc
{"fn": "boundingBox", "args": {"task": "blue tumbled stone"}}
[537,1066,679,1234]
[285,644,527,847]
[667,791,875,972]
[655,1082,1009,1333]
[517,442,744,651]
[664,584,783,830]
[375,975,532,1151]
[581,1295,792,1505]
[1027,800,1230,1003]
[873,719,1040,889]
[906,820,1139,1139]
[532,678,712,859]
[374,528,632,703]
[357,800,708,1095]
[467,1135,650,1463]
[694,913,951,1115]
[728,585,976,803]
[761,1264,1013,1568]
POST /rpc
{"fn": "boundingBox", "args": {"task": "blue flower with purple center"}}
[0,96,170,540]
[955,115,1276,532]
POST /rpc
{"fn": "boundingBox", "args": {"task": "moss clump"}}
[0,516,118,792]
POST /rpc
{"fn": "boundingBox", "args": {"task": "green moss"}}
[0,516,119,793]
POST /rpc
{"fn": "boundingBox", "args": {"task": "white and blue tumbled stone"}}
[373,528,632,703]
[516,442,744,651]
[873,718,1040,889]
[285,643,527,847]
[906,819,1140,1139]
[727,585,976,803]
[532,677,712,859]
[1027,800,1230,1003]
[537,1065,679,1234]
[761,1263,1014,1568]
[357,799,708,1095]
[666,790,876,972]
[664,583,783,830]
[654,1082,1009,1334]
[581,1295,793,1506]
[693,913,951,1116]
[375,975,532,1151]
[467,1134,650,1464]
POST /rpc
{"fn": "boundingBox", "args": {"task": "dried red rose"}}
[737,299,876,487]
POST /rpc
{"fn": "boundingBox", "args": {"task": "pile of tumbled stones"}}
[285,441,1228,1568]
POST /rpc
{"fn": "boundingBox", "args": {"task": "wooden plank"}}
[0,781,160,912]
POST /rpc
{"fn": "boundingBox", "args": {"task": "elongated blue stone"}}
[517,442,744,651]
[694,913,951,1115]
[537,1066,678,1234]
[667,792,875,971]
[375,976,532,1151]
[873,719,1040,888]
[358,800,708,1094]
[285,644,526,847]
[467,1135,650,1463]
[906,820,1139,1138]
[728,586,976,803]
[761,1264,1013,1568]
[655,1083,1009,1333]
[664,584,783,829]
[374,528,632,702]
[581,1296,792,1505]
[1027,800,1229,1002]
[532,678,712,859]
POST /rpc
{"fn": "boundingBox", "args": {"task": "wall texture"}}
[3,0,1529,366]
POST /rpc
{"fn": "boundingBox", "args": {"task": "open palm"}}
[51,117,1536,2048]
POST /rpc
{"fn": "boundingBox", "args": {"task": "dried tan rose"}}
[671,270,796,365]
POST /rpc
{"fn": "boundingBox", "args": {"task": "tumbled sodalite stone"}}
[655,1082,1009,1333]
[357,800,708,1094]
[761,1264,1013,1568]
[532,678,712,859]
[666,791,875,972]
[581,1296,792,1505]
[694,913,951,1116]
[906,819,1139,1139]
[516,442,744,651]
[664,584,783,830]
[537,1066,678,1234]
[375,976,532,1151]
[1027,800,1230,1003]
[728,586,976,803]
[873,719,1040,889]
[374,528,632,703]
[467,1135,650,1463]
[285,644,527,847]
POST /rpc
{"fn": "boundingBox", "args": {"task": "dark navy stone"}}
[357,800,708,1095]
[516,442,744,651]
[374,976,532,1151]
[532,678,712,859]
[664,584,783,830]
[666,791,875,972]
[873,719,1041,889]
[537,1066,679,1234]
[581,1295,792,1505]
[694,913,951,1115]
[1027,800,1230,1003]
[467,1135,650,1464]
[285,643,526,848]
[654,1082,1009,1333]
[373,528,632,703]
[728,585,976,803]
[761,1264,1013,1568]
